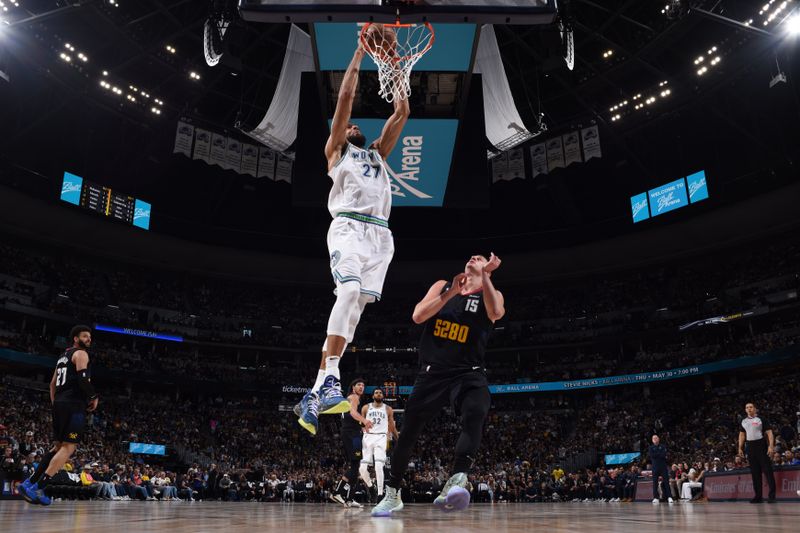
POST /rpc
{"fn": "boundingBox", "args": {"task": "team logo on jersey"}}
[69,433,78,439]
[330,250,341,268]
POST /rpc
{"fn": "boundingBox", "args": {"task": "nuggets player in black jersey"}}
[331,378,373,508]
[21,325,98,505]
[372,253,504,517]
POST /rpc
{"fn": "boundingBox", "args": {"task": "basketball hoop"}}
[360,20,435,102]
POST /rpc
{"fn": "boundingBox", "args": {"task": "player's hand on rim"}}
[483,252,502,274]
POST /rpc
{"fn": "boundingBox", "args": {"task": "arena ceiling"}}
[0,0,798,258]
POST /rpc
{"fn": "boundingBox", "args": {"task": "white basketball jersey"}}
[328,143,392,221]
[365,403,389,435]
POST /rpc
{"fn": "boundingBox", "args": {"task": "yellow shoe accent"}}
[297,417,317,435]
[320,400,352,415]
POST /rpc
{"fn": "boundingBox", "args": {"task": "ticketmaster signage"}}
[328,118,457,206]
[630,170,709,223]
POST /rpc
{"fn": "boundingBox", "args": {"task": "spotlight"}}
[787,14,800,36]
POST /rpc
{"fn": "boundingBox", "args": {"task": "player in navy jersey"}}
[20,325,98,505]
[372,253,505,517]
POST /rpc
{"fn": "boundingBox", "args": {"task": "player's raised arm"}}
[325,47,366,169]
[372,93,410,160]
[412,275,465,324]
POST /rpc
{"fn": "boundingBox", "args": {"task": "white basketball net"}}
[360,22,435,103]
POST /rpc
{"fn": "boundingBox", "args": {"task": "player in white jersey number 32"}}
[296,34,410,435]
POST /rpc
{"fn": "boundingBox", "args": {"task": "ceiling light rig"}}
[693,45,721,76]
[758,0,794,28]
[98,73,166,117]
[608,81,672,123]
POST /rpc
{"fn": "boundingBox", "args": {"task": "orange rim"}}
[359,22,435,64]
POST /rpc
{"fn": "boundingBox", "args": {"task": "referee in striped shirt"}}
[738,402,776,503]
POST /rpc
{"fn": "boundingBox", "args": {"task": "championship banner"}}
[192,128,212,163]
[546,136,565,171]
[506,148,525,180]
[563,131,582,166]
[275,153,293,183]
[581,125,601,160]
[491,152,509,183]
[173,121,194,157]
[530,142,547,178]
[257,147,276,180]
[225,137,243,172]
[704,467,800,501]
[241,144,259,177]
[209,133,228,168]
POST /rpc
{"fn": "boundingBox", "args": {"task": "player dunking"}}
[372,254,504,517]
[331,378,373,507]
[297,35,410,435]
[21,325,98,505]
[359,387,399,501]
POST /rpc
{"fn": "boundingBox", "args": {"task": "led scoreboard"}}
[60,171,151,230]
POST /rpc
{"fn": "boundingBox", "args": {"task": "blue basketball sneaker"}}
[318,375,351,415]
[297,390,320,436]
[19,478,39,504]
[22,481,52,506]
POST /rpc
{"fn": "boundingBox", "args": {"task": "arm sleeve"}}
[77,369,98,400]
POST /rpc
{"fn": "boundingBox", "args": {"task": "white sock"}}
[359,464,373,487]
[312,369,326,392]
[376,462,385,495]
[325,356,341,380]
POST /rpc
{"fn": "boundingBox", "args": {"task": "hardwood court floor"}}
[2,501,799,532]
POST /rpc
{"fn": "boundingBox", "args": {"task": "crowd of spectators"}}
[2,364,798,504]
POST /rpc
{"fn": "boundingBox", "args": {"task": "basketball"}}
[363,24,397,60]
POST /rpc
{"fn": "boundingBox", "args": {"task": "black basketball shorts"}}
[52,400,87,443]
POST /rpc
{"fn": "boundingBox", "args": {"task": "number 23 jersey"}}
[418,283,493,370]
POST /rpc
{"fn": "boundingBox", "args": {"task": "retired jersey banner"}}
[173,121,194,157]
[241,144,259,177]
[275,154,293,183]
[225,138,243,172]
[530,142,547,178]
[258,147,276,180]
[546,136,565,171]
[192,128,211,163]
[491,152,509,183]
[563,131,582,166]
[328,118,458,206]
[581,125,601,160]
[506,148,525,180]
[209,133,228,168]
